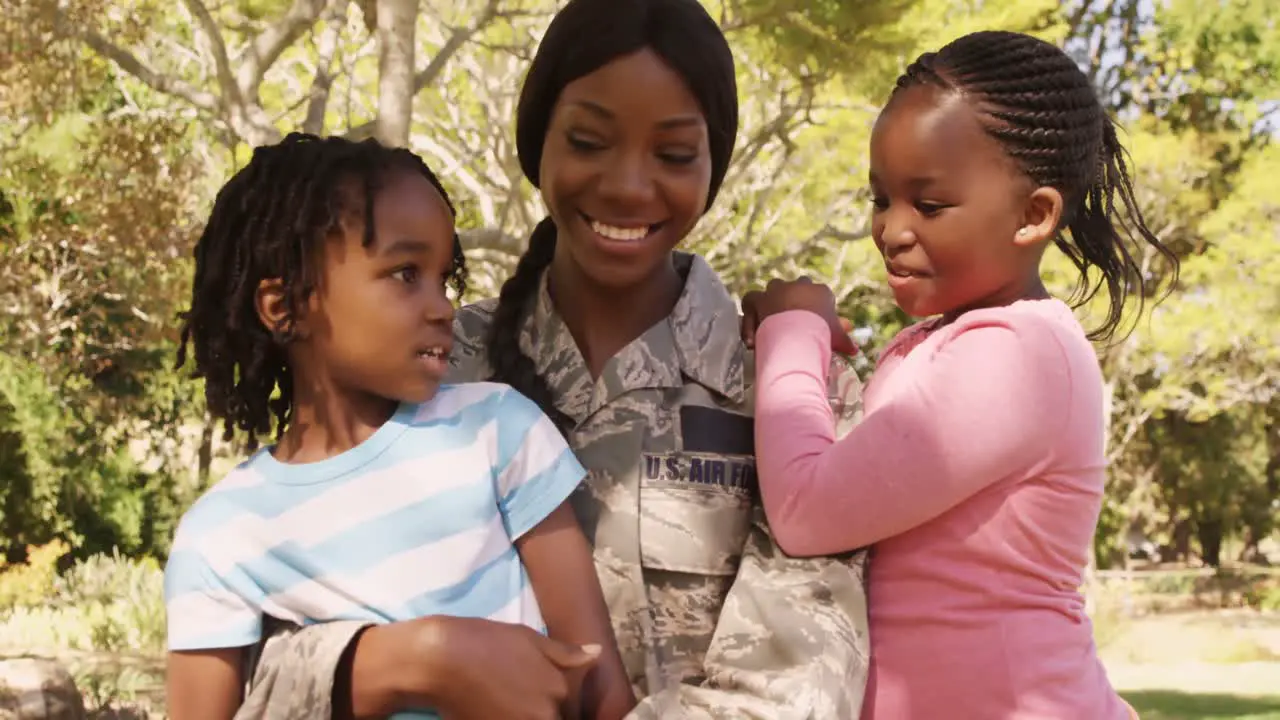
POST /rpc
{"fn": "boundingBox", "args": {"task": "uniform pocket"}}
[637,453,754,576]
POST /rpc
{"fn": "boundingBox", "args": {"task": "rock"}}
[0,658,86,720]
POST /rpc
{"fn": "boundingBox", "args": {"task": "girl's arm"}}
[754,309,1076,557]
[517,503,635,720]
[166,648,243,720]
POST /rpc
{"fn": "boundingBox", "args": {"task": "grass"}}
[1124,691,1280,720]
[1100,610,1280,719]
[2,565,1278,720]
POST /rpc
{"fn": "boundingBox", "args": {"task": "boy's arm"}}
[517,503,635,720]
[164,509,266,720]
[494,386,634,719]
[167,648,243,720]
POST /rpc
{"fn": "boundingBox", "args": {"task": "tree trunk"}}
[1170,518,1193,562]
[1196,516,1223,568]
[197,415,215,490]
[375,0,417,147]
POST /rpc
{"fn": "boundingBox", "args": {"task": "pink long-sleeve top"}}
[754,299,1129,720]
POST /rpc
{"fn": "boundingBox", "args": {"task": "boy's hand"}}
[741,277,858,355]
[166,648,243,720]
[356,615,599,720]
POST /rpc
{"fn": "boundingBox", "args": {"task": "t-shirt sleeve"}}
[164,522,262,652]
[492,387,587,541]
[754,309,1076,556]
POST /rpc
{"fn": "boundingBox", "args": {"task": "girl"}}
[165,133,631,720]
[231,1,871,719]
[742,31,1177,719]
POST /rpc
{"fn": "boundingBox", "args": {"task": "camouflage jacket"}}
[235,252,870,720]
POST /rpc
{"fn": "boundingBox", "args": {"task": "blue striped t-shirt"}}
[164,382,585,663]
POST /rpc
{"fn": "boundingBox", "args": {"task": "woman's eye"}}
[658,151,697,165]
[567,133,604,152]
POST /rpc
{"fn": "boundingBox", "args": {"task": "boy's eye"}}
[392,266,419,284]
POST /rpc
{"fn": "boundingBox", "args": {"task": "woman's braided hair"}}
[895,30,1179,340]
[176,132,468,448]
[486,0,739,431]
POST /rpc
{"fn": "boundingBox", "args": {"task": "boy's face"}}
[297,170,458,411]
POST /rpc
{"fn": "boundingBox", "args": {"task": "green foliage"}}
[0,539,69,609]
[717,0,917,81]
[0,549,166,655]
[0,356,70,550]
[55,550,168,653]
[1142,0,1280,135]
[0,0,1275,574]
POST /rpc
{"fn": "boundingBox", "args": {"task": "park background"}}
[1,0,1278,717]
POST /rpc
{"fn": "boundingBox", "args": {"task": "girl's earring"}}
[1017,228,1029,237]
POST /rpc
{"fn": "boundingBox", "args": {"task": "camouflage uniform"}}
[235,252,869,720]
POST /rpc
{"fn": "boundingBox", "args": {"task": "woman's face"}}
[538,48,713,290]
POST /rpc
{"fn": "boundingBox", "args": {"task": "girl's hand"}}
[741,277,857,355]
[354,615,600,720]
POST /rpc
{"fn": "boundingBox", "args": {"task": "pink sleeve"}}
[753,309,1075,557]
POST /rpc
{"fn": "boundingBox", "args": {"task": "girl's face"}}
[538,48,713,290]
[868,83,1055,318]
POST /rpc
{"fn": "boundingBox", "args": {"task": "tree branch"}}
[72,26,218,110]
[235,0,331,101]
[346,0,506,141]
[303,1,348,134]
[374,0,417,145]
[413,0,502,90]
[459,227,523,256]
[182,0,242,107]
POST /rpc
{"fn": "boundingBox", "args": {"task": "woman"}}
[233,1,868,718]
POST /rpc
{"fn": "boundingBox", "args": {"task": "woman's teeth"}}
[590,220,650,241]
[418,348,445,358]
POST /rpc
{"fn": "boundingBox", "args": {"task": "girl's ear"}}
[1015,186,1064,247]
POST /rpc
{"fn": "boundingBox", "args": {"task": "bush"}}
[0,549,165,656]
[0,539,69,610]
[1243,577,1280,612]
[0,347,209,566]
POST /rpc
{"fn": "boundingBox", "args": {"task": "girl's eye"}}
[917,201,949,217]
[871,196,889,211]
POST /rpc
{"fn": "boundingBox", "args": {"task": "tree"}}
[1063,0,1280,566]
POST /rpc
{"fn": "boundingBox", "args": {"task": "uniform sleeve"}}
[493,387,588,540]
[754,309,1074,556]
[445,301,497,383]
[164,538,262,651]
[625,354,871,720]
[233,620,371,720]
[630,529,870,719]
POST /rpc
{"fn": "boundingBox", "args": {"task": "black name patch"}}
[680,405,755,456]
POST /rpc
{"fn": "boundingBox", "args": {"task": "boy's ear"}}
[255,278,297,341]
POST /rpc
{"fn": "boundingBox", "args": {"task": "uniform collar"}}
[521,252,748,423]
